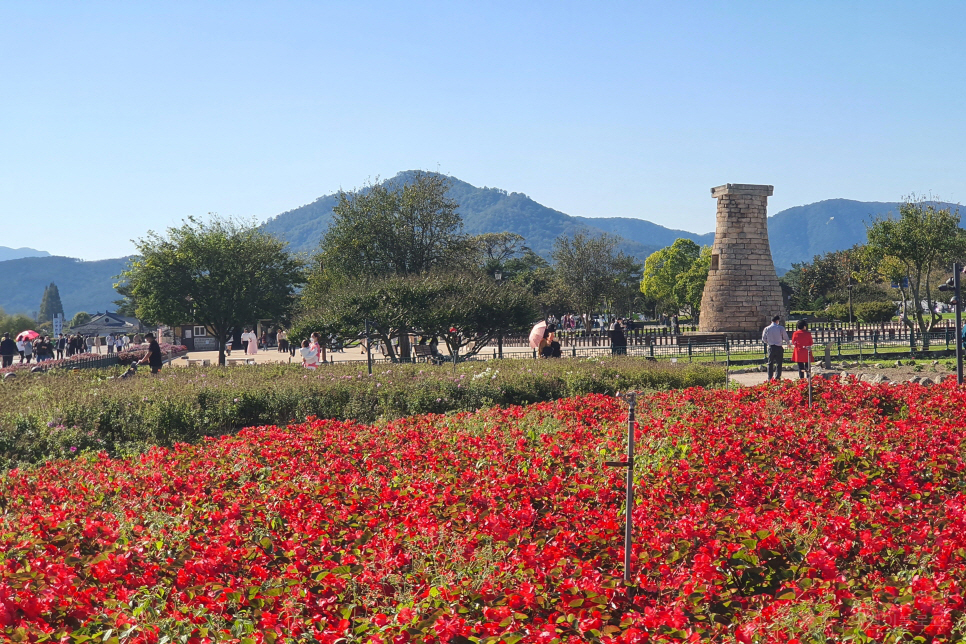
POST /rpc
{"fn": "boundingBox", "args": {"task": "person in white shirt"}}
[245,329,258,355]
[761,314,790,381]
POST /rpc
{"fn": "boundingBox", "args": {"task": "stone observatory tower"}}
[699,183,785,334]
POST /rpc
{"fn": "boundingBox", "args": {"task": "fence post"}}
[837,335,842,358]
[873,331,878,357]
[572,346,577,358]
[946,326,951,351]
[688,340,692,362]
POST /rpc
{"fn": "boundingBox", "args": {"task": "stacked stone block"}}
[699,183,785,334]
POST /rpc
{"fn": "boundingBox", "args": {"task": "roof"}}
[69,311,146,336]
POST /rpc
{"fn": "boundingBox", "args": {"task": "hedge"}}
[0,358,724,470]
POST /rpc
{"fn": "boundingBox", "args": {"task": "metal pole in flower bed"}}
[605,391,637,584]
[364,319,373,376]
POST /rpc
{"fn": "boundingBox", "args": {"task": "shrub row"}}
[0,358,723,470]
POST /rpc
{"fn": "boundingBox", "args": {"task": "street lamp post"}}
[364,319,373,376]
[494,270,504,358]
[847,282,853,326]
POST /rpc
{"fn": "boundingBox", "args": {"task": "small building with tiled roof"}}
[69,311,146,337]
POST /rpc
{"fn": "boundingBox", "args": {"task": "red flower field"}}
[3,378,966,642]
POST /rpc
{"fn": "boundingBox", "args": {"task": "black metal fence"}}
[342,328,960,367]
[498,320,960,349]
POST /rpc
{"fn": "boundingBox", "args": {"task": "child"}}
[299,339,319,370]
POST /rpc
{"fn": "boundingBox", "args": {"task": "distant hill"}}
[767,199,896,268]
[0,246,50,262]
[262,174,960,271]
[0,256,130,318]
[263,172,692,261]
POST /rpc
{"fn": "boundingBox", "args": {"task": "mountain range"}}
[0,256,130,320]
[263,171,910,268]
[3,171,948,317]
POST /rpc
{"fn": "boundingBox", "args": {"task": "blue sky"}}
[2,1,964,260]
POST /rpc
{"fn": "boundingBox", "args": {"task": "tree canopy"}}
[320,171,467,278]
[640,239,711,320]
[866,198,966,346]
[550,232,641,327]
[120,216,306,365]
[37,282,64,324]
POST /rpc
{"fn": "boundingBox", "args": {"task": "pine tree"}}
[37,282,65,323]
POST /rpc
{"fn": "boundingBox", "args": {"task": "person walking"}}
[16,337,25,363]
[246,329,258,355]
[762,314,789,381]
[56,334,66,359]
[138,333,164,374]
[22,337,33,364]
[0,333,16,368]
[791,320,814,380]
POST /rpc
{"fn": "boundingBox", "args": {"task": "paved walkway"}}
[171,343,537,366]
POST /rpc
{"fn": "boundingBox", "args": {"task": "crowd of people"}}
[0,331,138,368]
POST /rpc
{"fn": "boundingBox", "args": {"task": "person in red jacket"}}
[791,319,814,379]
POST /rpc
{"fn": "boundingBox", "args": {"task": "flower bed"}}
[0,359,721,469]
[3,379,966,642]
[0,344,187,375]
[116,343,189,365]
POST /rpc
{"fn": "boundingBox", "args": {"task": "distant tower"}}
[699,184,785,334]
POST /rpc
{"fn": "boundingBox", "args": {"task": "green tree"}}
[418,272,536,360]
[37,282,65,324]
[112,282,143,320]
[551,232,641,330]
[640,239,711,321]
[866,198,966,348]
[0,308,36,337]
[673,246,712,323]
[120,216,306,365]
[296,271,535,362]
[321,171,467,277]
[318,171,468,359]
[70,311,92,328]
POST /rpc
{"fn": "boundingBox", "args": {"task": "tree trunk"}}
[397,327,412,362]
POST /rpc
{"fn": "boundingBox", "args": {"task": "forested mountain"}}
[261,172,668,260]
[766,199,898,268]
[0,256,130,318]
[261,172,927,269]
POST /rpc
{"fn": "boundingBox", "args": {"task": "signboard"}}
[193,337,218,351]
[53,313,63,337]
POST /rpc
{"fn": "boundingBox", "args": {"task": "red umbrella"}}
[16,330,39,342]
